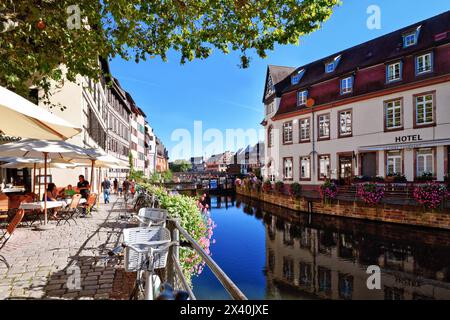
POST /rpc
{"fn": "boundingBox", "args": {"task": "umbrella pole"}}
[33,163,36,198]
[90,160,95,192]
[38,168,41,199]
[43,152,48,225]
[97,167,101,208]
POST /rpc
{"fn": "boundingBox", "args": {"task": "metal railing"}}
[166,219,247,300]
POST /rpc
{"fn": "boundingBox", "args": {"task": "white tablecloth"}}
[2,187,26,193]
[19,201,66,210]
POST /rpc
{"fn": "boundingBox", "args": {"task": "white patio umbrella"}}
[0,139,100,229]
[71,151,129,206]
[0,159,76,196]
[0,86,82,140]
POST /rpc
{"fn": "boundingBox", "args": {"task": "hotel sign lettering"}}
[395,135,423,143]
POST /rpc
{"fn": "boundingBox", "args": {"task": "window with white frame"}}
[297,90,308,106]
[386,151,402,175]
[385,99,403,129]
[416,149,434,177]
[416,53,433,75]
[265,102,273,115]
[339,110,352,136]
[299,118,310,141]
[268,126,274,147]
[319,155,330,179]
[403,32,417,47]
[283,121,293,144]
[415,93,434,125]
[283,158,293,180]
[387,62,402,82]
[300,156,310,179]
[318,114,330,139]
[403,27,421,48]
[340,76,353,95]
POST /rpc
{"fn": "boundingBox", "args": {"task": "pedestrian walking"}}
[113,178,118,194]
[130,179,136,198]
[123,177,131,202]
[101,177,111,204]
[118,179,123,197]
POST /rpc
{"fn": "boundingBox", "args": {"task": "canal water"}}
[192,195,450,300]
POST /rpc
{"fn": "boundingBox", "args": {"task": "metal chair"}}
[0,209,25,268]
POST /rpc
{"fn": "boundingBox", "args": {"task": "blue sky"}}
[109,0,449,161]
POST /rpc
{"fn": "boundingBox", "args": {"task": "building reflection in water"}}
[242,200,450,300]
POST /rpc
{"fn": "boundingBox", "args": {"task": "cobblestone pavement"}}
[0,195,134,300]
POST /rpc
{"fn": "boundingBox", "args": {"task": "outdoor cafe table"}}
[2,187,26,194]
[19,199,85,225]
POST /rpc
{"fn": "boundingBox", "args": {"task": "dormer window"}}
[291,69,305,85]
[403,26,421,48]
[297,90,308,106]
[326,63,335,73]
[325,55,341,73]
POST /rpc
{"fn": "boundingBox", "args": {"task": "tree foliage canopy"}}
[170,159,192,173]
[0,0,340,96]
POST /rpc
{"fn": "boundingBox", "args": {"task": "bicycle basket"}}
[123,227,171,272]
[138,208,168,226]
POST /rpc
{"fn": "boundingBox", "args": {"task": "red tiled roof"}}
[273,11,450,118]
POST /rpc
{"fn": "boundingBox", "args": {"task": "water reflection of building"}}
[264,214,450,300]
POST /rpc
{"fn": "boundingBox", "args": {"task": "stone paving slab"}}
[0,195,133,300]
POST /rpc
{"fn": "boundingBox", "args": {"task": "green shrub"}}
[289,182,302,198]
[275,181,285,194]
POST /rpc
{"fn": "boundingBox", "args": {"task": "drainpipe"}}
[311,109,316,178]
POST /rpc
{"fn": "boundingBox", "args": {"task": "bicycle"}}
[106,226,178,300]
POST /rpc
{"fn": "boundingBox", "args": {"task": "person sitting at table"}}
[42,183,60,219]
[64,184,76,197]
[77,175,90,200]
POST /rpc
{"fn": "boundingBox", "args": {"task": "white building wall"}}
[266,81,450,184]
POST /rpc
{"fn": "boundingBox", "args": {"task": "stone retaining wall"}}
[236,186,450,230]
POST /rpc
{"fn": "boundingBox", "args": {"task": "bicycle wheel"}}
[129,270,146,300]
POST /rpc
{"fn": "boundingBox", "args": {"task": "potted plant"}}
[289,182,302,198]
[262,180,272,193]
[320,179,338,204]
[275,181,285,194]
[444,174,450,190]
[393,174,407,183]
[413,183,447,210]
[357,182,385,206]
[416,172,434,182]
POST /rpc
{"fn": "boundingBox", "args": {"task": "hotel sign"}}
[395,135,423,143]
